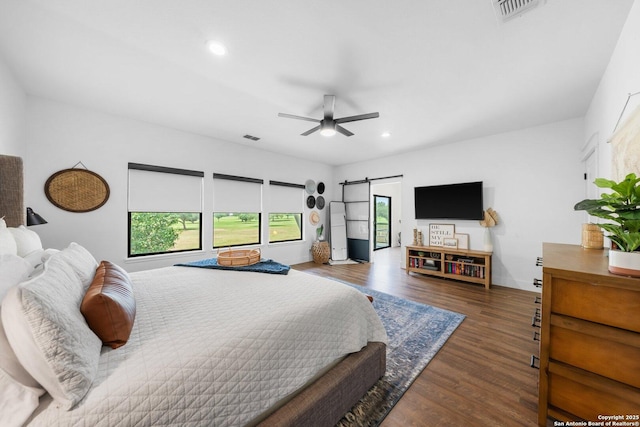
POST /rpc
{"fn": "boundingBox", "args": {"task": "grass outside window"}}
[213,213,261,248]
[269,213,302,243]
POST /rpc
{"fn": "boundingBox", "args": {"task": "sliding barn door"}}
[343,181,370,262]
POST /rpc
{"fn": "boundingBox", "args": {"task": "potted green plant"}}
[574,173,640,277]
[316,224,324,242]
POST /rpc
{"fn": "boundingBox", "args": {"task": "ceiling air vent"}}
[243,134,260,141]
[493,0,544,23]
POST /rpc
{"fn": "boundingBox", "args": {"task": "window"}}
[213,174,263,248]
[268,213,302,243]
[268,181,304,243]
[128,163,203,257]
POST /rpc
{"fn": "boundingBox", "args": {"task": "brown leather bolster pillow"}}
[81,260,136,349]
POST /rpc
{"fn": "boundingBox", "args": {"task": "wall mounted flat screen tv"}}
[414,181,483,220]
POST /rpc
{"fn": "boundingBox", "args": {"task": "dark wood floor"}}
[293,247,541,427]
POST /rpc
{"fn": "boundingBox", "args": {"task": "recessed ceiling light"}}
[207,40,227,56]
[381,132,391,138]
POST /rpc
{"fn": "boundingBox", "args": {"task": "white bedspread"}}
[27,267,387,426]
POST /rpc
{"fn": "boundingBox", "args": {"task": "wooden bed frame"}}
[259,342,386,426]
[0,154,386,426]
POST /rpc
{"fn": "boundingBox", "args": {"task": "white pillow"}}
[1,256,102,410]
[0,320,41,389]
[52,243,98,290]
[0,255,46,425]
[0,254,43,394]
[0,219,17,256]
[8,226,42,257]
[0,254,31,296]
[0,370,44,427]
[25,248,60,279]
[22,249,46,270]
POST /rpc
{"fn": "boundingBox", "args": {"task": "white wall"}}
[0,55,26,157]
[24,97,333,271]
[585,0,640,179]
[14,0,640,285]
[334,118,586,291]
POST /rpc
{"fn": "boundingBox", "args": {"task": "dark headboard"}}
[0,154,25,226]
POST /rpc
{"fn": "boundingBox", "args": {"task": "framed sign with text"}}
[429,224,455,246]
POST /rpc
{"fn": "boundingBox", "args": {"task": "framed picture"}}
[429,224,455,246]
[455,233,469,250]
[443,238,458,249]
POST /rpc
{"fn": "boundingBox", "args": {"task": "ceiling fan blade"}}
[323,95,335,121]
[335,125,354,137]
[335,112,380,124]
[301,125,321,136]
[278,113,320,123]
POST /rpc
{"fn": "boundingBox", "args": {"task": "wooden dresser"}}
[538,243,640,425]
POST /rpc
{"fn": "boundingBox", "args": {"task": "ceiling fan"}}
[278,95,379,137]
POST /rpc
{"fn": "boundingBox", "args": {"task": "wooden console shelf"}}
[406,245,492,289]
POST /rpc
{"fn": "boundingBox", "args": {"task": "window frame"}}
[268,212,303,244]
[212,173,264,249]
[212,212,262,249]
[268,180,305,244]
[127,163,204,258]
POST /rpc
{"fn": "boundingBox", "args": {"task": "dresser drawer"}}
[550,277,640,332]
[548,362,640,421]
[550,315,640,387]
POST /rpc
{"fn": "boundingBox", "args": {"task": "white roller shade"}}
[128,165,203,212]
[269,182,304,213]
[213,175,262,213]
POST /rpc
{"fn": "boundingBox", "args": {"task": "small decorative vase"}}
[483,227,493,252]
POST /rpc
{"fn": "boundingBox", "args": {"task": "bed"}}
[0,155,387,427]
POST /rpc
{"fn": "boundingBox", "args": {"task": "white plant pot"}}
[608,249,640,277]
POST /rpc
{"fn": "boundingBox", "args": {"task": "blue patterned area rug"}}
[336,283,465,427]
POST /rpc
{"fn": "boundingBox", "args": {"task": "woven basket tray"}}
[217,248,261,266]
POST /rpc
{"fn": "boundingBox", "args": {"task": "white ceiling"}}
[0,0,634,166]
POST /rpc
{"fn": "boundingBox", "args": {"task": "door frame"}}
[373,194,391,251]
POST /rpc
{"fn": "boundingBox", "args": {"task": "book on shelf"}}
[445,262,485,278]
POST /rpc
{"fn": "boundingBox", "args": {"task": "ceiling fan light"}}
[320,127,336,137]
[207,40,227,56]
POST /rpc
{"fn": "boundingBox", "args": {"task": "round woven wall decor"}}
[45,168,110,212]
